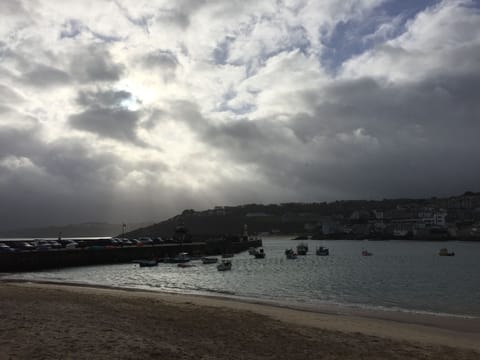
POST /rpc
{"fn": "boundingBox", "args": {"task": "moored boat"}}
[165,252,191,263]
[217,259,232,271]
[285,248,297,259]
[201,257,218,264]
[297,242,308,255]
[316,246,329,256]
[253,248,265,259]
[362,250,372,256]
[133,259,158,267]
[439,248,455,256]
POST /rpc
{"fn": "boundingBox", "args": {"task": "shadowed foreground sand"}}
[0,282,479,359]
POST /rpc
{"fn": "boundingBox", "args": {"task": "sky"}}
[1,0,480,229]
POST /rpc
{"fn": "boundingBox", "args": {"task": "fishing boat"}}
[297,242,308,255]
[362,250,372,256]
[133,259,158,267]
[439,248,455,256]
[316,246,329,256]
[165,252,191,263]
[253,248,265,259]
[285,248,297,259]
[201,257,218,264]
[217,259,232,271]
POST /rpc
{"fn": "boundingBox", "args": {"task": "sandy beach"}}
[0,281,479,359]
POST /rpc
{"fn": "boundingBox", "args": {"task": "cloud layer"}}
[1,0,480,229]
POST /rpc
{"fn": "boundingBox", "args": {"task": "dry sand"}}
[0,281,479,359]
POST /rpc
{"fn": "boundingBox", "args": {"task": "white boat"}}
[217,259,232,271]
[133,259,158,267]
[253,248,265,258]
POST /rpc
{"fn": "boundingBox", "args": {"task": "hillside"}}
[122,192,480,240]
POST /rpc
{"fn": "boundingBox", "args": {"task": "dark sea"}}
[4,237,480,317]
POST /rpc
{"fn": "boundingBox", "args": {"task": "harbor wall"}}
[0,239,262,272]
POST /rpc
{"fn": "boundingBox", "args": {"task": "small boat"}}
[217,259,232,271]
[134,259,158,267]
[201,257,218,264]
[362,250,373,256]
[285,248,297,259]
[439,248,455,256]
[253,248,265,259]
[316,246,329,256]
[165,252,191,263]
[297,242,308,255]
[178,262,195,268]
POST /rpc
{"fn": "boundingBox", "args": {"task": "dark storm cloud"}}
[69,107,141,143]
[0,135,129,230]
[284,72,480,198]
[0,132,172,230]
[70,45,124,83]
[169,68,480,200]
[33,140,124,185]
[69,89,145,144]
[0,127,41,160]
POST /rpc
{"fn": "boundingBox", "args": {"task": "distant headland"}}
[3,191,480,241]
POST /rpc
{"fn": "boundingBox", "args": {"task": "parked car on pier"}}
[130,239,142,246]
[0,243,15,253]
[153,237,164,244]
[139,237,154,245]
[12,241,36,251]
[64,241,79,249]
[48,241,62,249]
[109,238,121,247]
[120,238,133,246]
[32,239,52,250]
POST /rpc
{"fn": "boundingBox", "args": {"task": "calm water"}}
[4,237,480,317]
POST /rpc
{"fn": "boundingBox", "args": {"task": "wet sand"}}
[0,281,479,359]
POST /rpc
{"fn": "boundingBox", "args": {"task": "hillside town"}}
[138,191,480,241]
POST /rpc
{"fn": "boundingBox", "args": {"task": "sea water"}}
[3,237,480,317]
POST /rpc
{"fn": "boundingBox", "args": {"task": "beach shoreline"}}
[1,280,479,359]
[2,278,479,333]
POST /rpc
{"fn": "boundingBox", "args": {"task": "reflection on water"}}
[4,237,480,317]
